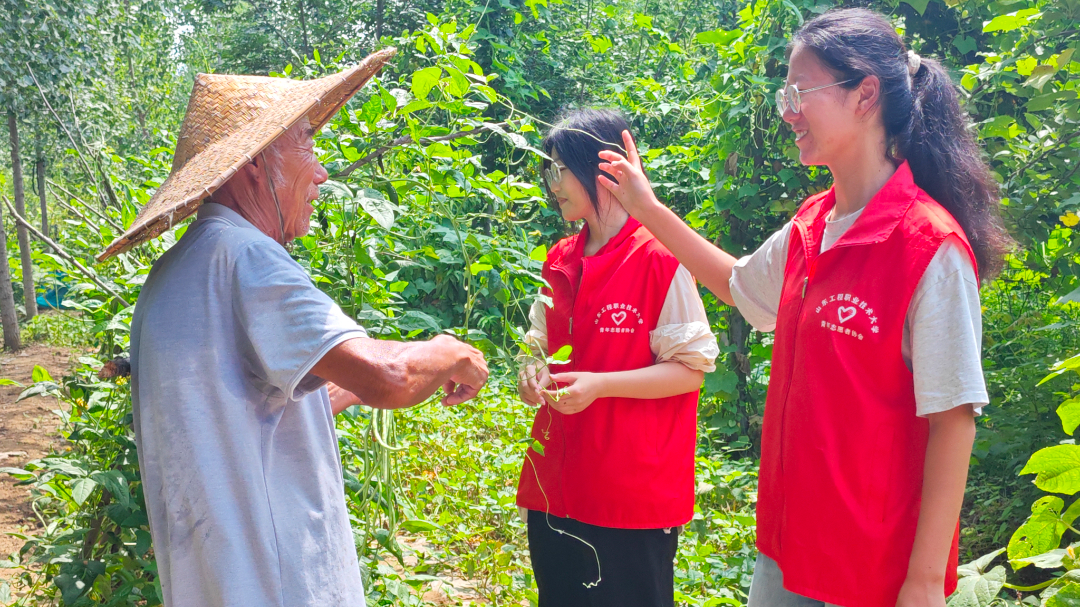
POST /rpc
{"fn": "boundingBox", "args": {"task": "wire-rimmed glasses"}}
[544,162,567,189]
[775,79,858,117]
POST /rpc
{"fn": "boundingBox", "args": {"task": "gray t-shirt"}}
[130,203,368,607]
[730,208,988,416]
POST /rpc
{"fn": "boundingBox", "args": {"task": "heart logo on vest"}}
[611,311,627,325]
[837,306,857,324]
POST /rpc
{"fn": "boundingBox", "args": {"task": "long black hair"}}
[541,108,641,214]
[790,8,1013,281]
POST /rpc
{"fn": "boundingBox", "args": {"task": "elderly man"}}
[97,51,487,606]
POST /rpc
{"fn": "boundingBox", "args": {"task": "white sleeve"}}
[729,221,793,332]
[650,265,719,373]
[524,298,548,356]
[908,236,988,417]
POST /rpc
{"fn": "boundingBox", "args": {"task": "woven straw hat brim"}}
[97,48,397,261]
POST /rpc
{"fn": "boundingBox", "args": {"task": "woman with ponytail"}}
[596,8,1011,607]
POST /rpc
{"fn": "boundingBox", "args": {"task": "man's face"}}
[270,118,329,241]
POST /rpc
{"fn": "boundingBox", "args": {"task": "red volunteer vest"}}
[757,163,975,606]
[515,217,699,529]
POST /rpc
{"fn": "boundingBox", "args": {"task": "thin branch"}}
[334,122,512,178]
[47,180,123,231]
[55,197,101,231]
[24,63,100,193]
[2,196,130,308]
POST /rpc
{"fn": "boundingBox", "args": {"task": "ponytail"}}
[791,9,1013,281]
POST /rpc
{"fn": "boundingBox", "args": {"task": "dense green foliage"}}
[0,0,1079,604]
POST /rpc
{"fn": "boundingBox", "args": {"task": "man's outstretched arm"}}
[312,335,489,411]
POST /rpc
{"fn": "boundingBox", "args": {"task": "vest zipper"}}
[801,276,808,298]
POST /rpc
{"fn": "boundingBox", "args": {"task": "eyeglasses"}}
[544,162,567,188]
[775,79,858,117]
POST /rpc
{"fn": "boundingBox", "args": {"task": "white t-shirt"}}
[730,208,988,416]
[130,204,368,607]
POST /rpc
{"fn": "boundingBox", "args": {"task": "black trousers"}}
[527,510,679,607]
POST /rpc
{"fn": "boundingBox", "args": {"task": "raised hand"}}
[596,130,661,217]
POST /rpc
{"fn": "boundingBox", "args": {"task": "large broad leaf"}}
[1021,445,1080,494]
[1059,398,1080,436]
[1009,496,1080,565]
[393,310,442,333]
[411,66,442,101]
[399,519,443,533]
[30,365,53,383]
[71,477,97,506]
[949,549,1006,607]
[1011,547,1066,570]
[91,470,130,509]
[357,188,395,230]
[1046,579,1080,607]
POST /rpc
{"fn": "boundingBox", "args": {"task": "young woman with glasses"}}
[514,108,718,607]
[596,9,1011,607]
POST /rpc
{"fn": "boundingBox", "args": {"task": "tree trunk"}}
[297,0,310,56]
[375,0,385,40]
[0,197,22,350]
[8,112,36,320]
[35,141,47,235]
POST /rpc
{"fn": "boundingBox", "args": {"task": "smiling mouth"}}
[794,129,808,142]
[556,197,568,205]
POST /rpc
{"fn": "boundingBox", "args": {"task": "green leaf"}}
[1011,547,1066,569]
[982,9,1041,33]
[948,565,1005,607]
[394,311,442,333]
[551,345,572,362]
[443,66,470,98]
[531,440,545,456]
[399,519,443,533]
[703,368,739,396]
[1020,445,1080,494]
[950,549,1006,607]
[91,470,130,509]
[1059,398,1080,436]
[71,478,97,506]
[953,36,977,55]
[469,262,493,275]
[1040,353,1080,384]
[694,30,739,46]
[31,365,53,383]
[0,378,23,387]
[1007,496,1080,564]
[1047,581,1080,607]
[529,245,547,262]
[358,188,395,229]
[411,66,443,101]
[135,529,152,556]
[901,0,930,15]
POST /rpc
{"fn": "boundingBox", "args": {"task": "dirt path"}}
[0,344,75,580]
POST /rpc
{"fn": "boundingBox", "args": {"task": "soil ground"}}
[0,344,74,582]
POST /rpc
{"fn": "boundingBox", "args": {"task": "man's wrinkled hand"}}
[436,335,489,406]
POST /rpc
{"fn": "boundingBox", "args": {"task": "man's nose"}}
[313,163,329,185]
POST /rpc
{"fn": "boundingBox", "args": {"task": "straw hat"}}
[97,48,397,261]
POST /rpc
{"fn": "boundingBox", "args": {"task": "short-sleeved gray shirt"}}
[130,203,368,607]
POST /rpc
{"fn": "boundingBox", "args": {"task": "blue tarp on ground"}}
[36,272,71,310]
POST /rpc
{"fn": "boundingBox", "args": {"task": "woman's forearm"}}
[905,405,976,587]
[635,199,739,305]
[599,361,705,400]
